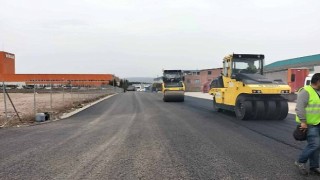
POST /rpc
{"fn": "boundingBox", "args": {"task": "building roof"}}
[265,54,320,72]
[183,70,200,72]
[200,68,223,71]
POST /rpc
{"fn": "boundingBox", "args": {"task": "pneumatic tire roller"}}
[209,54,290,120]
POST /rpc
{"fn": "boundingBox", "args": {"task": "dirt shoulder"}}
[0,91,115,127]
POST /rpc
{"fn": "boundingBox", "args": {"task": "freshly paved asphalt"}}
[0,92,317,179]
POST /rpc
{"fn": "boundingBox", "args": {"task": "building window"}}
[208,71,212,75]
[197,72,200,75]
[195,79,200,84]
[291,74,296,82]
[187,79,191,83]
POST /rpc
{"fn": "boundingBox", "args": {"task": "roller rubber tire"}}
[275,101,288,120]
[253,101,265,120]
[163,95,167,102]
[213,97,222,112]
[235,99,253,120]
[264,101,277,120]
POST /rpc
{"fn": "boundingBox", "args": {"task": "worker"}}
[246,61,257,73]
[295,73,320,176]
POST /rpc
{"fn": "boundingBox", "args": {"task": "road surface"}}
[0,92,315,179]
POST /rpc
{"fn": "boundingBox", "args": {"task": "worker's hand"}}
[300,122,308,131]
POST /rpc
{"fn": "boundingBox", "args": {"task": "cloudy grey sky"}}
[0,0,319,78]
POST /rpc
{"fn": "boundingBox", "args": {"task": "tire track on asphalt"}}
[183,96,304,150]
[62,93,141,179]
[148,93,306,179]
[147,93,258,179]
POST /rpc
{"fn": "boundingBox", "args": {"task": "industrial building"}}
[265,54,320,73]
[264,54,320,92]
[183,70,201,92]
[200,68,223,92]
[0,51,115,87]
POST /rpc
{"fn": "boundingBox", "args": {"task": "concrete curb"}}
[59,93,117,119]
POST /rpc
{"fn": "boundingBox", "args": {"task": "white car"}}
[304,74,313,86]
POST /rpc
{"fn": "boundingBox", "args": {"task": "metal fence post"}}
[2,81,8,121]
[50,82,53,111]
[77,81,80,103]
[34,82,36,115]
[86,81,88,101]
[70,85,73,105]
[62,83,65,105]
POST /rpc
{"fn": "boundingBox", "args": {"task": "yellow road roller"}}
[162,70,185,102]
[209,54,291,120]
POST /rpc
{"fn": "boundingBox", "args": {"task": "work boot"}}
[309,168,320,176]
[295,161,308,175]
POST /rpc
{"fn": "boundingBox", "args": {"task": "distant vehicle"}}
[0,84,18,90]
[152,83,162,92]
[162,70,185,102]
[23,85,34,89]
[126,85,136,91]
[145,86,151,91]
[16,86,24,89]
[305,74,313,86]
[45,87,52,90]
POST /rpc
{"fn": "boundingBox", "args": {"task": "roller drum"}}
[163,91,184,102]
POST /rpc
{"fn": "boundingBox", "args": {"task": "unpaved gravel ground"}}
[0,90,112,127]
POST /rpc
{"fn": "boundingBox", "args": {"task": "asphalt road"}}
[0,92,316,179]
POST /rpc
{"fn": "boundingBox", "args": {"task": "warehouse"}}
[0,51,115,86]
[264,54,320,92]
[183,70,201,92]
[200,68,223,93]
[265,54,320,73]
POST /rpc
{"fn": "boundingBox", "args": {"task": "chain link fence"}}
[0,82,123,127]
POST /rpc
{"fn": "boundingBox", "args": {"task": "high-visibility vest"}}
[296,85,320,125]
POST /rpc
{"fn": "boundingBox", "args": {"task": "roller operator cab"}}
[162,70,185,102]
[209,54,291,120]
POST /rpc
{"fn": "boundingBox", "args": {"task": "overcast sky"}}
[0,0,319,78]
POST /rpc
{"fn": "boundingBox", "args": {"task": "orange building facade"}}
[0,51,114,86]
[0,52,15,75]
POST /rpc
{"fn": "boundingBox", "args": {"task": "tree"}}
[109,79,117,86]
[119,79,124,88]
